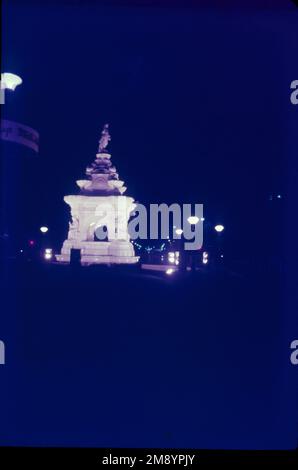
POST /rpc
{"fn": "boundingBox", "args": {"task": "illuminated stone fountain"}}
[56,124,139,265]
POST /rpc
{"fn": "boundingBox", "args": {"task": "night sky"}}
[1,0,298,253]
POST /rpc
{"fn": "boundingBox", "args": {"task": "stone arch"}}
[93,224,109,242]
[86,220,113,242]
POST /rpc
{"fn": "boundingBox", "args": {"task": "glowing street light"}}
[44,248,53,260]
[40,226,49,234]
[202,251,209,265]
[187,216,199,225]
[1,73,22,104]
[175,228,183,236]
[166,268,174,275]
[168,251,179,265]
[1,73,22,91]
[214,224,224,233]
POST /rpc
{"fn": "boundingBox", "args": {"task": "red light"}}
[29,240,35,246]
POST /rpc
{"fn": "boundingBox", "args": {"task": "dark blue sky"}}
[2,0,298,248]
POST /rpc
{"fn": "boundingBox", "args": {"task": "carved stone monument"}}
[56,124,139,265]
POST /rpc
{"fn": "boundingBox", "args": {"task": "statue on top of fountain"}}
[55,123,139,265]
[98,123,111,153]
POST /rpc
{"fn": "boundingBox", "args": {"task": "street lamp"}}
[214,224,224,233]
[40,226,49,233]
[214,225,224,264]
[186,216,200,271]
[1,73,22,91]
[44,248,53,261]
[187,216,199,225]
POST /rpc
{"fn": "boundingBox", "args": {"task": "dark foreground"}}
[0,261,296,449]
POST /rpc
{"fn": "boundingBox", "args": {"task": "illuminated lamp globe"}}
[187,216,199,225]
[214,224,224,233]
[1,73,22,91]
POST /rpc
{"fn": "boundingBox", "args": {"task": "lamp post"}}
[187,216,200,271]
[39,226,50,261]
[214,224,225,263]
[173,228,183,271]
[1,73,22,103]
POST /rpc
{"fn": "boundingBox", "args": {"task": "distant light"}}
[20,249,23,253]
[214,224,224,233]
[201,217,205,221]
[1,73,22,91]
[175,228,183,236]
[28,240,35,246]
[277,194,282,199]
[166,268,174,275]
[187,216,199,225]
[220,254,224,258]
[44,248,53,260]
[40,226,49,233]
[202,251,209,265]
[168,251,180,264]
